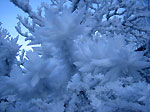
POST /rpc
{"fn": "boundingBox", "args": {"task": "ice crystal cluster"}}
[0,0,150,112]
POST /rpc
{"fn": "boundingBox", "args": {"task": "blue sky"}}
[0,0,49,50]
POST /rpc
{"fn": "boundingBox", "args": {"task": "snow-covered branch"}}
[10,0,44,26]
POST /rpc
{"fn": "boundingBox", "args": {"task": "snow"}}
[0,0,150,112]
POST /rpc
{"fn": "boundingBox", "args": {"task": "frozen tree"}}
[0,23,19,76]
[0,0,150,112]
[0,23,20,111]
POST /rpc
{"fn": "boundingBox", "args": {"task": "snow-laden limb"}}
[1,51,70,100]
[30,7,89,82]
[32,7,87,44]
[74,34,149,80]
[16,15,35,33]
[88,77,150,112]
[10,0,44,42]
[10,0,44,27]
[85,0,150,47]
[67,73,150,112]
[11,0,150,47]
[0,24,20,76]
[24,51,70,90]
[0,97,65,112]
